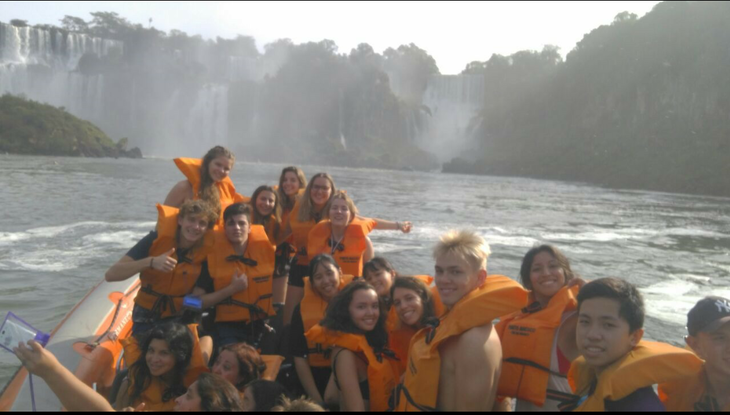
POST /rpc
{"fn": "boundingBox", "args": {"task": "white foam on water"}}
[82,230,148,247]
[558,246,594,255]
[663,228,727,238]
[709,262,730,275]
[25,221,110,237]
[541,231,629,242]
[678,274,711,284]
[482,234,540,248]
[9,249,90,272]
[2,220,156,272]
[0,232,31,246]
[642,279,699,326]
[374,243,422,254]
[0,221,155,248]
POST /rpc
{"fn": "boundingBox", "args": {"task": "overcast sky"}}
[4,1,661,74]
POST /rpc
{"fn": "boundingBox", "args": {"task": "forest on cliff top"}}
[5,1,730,196]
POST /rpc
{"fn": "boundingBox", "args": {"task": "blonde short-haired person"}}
[393,230,529,411]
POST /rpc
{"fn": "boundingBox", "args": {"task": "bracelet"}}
[396,222,402,230]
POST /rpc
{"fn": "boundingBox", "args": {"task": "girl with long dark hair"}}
[306,280,399,411]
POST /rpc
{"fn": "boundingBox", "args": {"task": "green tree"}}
[383,43,439,104]
[60,15,88,32]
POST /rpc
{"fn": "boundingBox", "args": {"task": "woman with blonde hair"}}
[280,172,337,325]
[307,191,412,278]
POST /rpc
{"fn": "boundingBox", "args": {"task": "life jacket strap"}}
[220,294,272,319]
[694,395,721,412]
[557,379,596,412]
[306,343,332,359]
[504,357,567,378]
[141,284,183,318]
[392,383,439,412]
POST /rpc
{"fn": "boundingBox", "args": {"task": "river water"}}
[2,154,730,386]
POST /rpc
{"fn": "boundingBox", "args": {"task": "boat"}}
[0,278,140,411]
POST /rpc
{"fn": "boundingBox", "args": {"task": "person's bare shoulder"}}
[164,180,193,206]
[458,323,494,346]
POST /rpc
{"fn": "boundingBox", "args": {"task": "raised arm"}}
[366,217,412,233]
[14,341,116,412]
[105,248,177,282]
[453,325,502,411]
[163,180,193,208]
[364,237,374,263]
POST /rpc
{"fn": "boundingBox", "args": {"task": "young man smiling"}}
[659,296,730,411]
[105,200,218,335]
[192,203,276,348]
[566,278,702,411]
[394,230,528,411]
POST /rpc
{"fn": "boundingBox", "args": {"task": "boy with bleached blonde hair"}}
[394,230,529,411]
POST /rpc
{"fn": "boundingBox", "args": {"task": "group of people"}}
[12,145,730,412]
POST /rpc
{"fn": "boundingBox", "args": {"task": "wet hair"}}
[390,276,437,328]
[519,245,576,291]
[320,280,389,352]
[129,322,193,404]
[433,230,491,271]
[297,173,336,223]
[278,166,307,211]
[308,254,343,298]
[195,373,245,411]
[199,146,235,215]
[324,190,359,220]
[577,277,645,333]
[250,185,282,237]
[219,343,266,391]
[245,380,290,412]
[178,199,219,231]
[222,202,252,224]
[271,396,325,412]
[363,257,398,281]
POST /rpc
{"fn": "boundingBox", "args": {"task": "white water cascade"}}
[0,22,123,123]
[417,74,485,162]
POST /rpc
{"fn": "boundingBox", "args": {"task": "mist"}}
[0,13,479,170]
[4,2,730,198]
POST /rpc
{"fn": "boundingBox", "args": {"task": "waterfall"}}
[416,74,485,162]
[151,83,230,157]
[184,84,229,155]
[0,22,122,126]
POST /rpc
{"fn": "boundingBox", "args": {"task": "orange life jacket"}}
[659,366,729,412]
[261,355,285,381]
[288,200,325,267]
[567,341,704,411]
[121,324,210,410]
[279,188,304,237]
[174,158,249,220]
[306,325,399,412]
[394,276,529,412]
[495,285,579,407]
[300,274,355,367]
[135,204,213,319]
[208,225,276,323]
[307,218,377,277]
[259,217,280,245]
